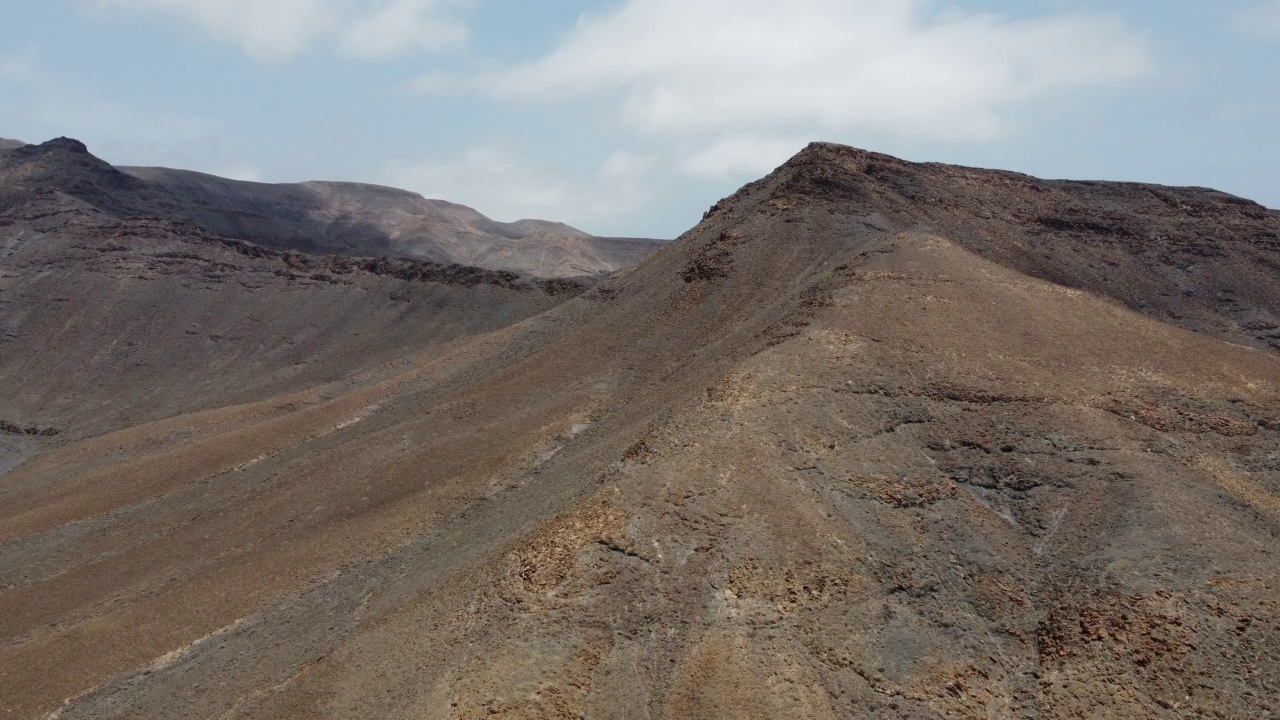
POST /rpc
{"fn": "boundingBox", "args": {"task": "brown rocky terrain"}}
[0,138,663,278]
[0,142,1278,719]
[0,211,582,434]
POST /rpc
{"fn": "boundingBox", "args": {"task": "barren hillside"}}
[122,166,663,278]
[1,143,1277,719]
[0,138,663,278]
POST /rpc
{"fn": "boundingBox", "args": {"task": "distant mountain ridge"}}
[0,137,664,278]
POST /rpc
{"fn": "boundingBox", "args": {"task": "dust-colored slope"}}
[0,210,581,438]
[2,143,1279,719]
[0,138,664,278]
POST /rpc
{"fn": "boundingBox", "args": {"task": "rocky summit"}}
[1,141,1278,719]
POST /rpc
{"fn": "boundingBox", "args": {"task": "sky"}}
[1,1,1278,238]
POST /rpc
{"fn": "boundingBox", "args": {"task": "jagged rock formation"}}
[0,143,1277,719]
[0,138,664,278]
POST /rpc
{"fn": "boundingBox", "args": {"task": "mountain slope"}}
[1,143,1278,719]
[121,166,664,277]
[740,142,1280,351]
[0,203,585,459]
[0,138,664,278]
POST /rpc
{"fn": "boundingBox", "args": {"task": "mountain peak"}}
[785,140,894,165]
[774,141,919,180]
[27,136,90,155]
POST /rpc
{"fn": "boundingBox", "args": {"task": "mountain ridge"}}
[0,137,665,278]
[1,141,1278,719]
[699,140,1280,352]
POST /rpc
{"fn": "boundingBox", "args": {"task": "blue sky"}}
[2,1,1278,238]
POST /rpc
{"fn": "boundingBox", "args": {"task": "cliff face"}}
[1,143,1278,720]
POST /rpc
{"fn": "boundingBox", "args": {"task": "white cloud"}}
[0,48,48,85]
[92,0,468,62]
[1232,2,1280,38]
[0,48,225,167]
[213,162,266,182]
[679,133,810,180]
[403,69,468,95]
[485,0,1151,143]
[340,0,468,59]
[382,147,653,227]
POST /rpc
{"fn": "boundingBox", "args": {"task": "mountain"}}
[0,138,25,152]
[0,212,585,438]
[121,166,663,278]
[1,143,1278,719]
[0,138,664,278]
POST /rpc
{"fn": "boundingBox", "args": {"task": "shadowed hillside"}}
[0,212,584,438]
[1,143,1277,719]
[0,138,664,278]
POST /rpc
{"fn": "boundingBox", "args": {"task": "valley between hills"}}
[0,137,1278,719]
